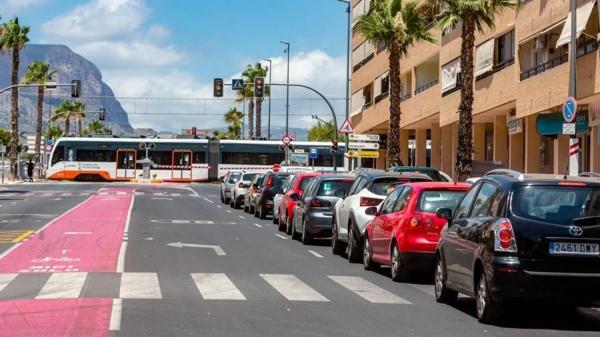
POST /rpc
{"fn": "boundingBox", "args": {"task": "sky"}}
[0,0,350,134]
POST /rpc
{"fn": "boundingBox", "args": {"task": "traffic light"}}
[71,80,81,98]
[213,78,224,97]
[331,139,338,154]
[99,108,106,121]
[192,127,197,136]
[254,77,265,98]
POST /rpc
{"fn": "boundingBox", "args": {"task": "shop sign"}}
[506,116,522,135]
[536,112,589,136]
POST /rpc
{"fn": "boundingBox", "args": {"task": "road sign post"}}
[563,97,578,176]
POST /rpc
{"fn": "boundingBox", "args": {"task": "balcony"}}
[476,58,515,81]
[352,52,375,73]
[374,91,389,104]
[401,82,441,128]
[415,79,439,95]
[520,54,568,81]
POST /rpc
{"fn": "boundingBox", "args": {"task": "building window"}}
[352,0,371,24]
[485,123,494,161]
[539,137,553,167]
[496,30,515,66]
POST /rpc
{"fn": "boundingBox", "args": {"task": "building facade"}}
[350,0,600,178]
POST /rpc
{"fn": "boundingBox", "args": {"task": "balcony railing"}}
[576,38,598,58]
[352,52,375,73]
[415,78,439,95]
[374,91,389,104]
[476,58,514,81]
[363,100,373,109]
[520,54,568,81]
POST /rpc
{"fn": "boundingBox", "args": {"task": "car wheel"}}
[476,271,503,324]
[273,211,279,224]
[390,244,410,282]
[259,205,267,220]
[285,213,293,235]
[291,217,300,240]
[250,205,255,215]
[347,221,362,263]
[230,197,235,208]
[277,212,286,231]
[254,204,260,218]
[220,192,225,203]
[434,256,458,304]
[331,217,345,256]
[362,236,377,271]
[301,218,312,245]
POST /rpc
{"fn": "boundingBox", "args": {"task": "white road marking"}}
[253,223,263,228]
[116,242,127,273]
[239,215,245,219]
[0,273,17,292]
[226,210,232,213]
[202,197,214,204]
[275,234,288,240]
[186,187,200,197]
[64,231,92,235]
[260,274,329,302]
[328,276,412,304]
[191,273,246,300]
[217,205,222,208]
[109,299,122,331]
[50,198,62,201]
[120,273,162,299]
[36,272,88,299]
[166,242,226,255]
[308,250,324,258]
[124,194,135,233]
[151,197,173,201]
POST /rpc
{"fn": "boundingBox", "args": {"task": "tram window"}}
[51,145,64,165]
[77,150,115,162]
[193,152,206,163]
[221,152,284,165]
[149,151,172,166]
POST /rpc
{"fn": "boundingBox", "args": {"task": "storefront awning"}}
[474,39,494,77]
[520,19,566,44]
[556,0,596,48]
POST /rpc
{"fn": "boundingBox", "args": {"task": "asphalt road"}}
[0,182,599,337]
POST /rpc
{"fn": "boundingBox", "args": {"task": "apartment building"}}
[350,0,600,177]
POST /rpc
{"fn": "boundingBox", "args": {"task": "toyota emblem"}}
[568,225,584,237]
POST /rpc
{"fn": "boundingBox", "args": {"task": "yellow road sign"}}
[345,150,380,158]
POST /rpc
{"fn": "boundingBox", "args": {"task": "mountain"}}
[0,44,134,135]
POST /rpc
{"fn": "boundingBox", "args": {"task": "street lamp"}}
[311,114,332,125]
[338,0,352,171]
[262,58,273,140]
[280,41,290,137]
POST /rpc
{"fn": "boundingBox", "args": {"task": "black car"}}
[254,171,291,219]
[434,169,600,324]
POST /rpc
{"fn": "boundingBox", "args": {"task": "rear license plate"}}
[549,242,600,256]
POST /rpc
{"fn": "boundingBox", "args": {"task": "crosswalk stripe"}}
[328,276,412,304]
[191,273,246,300]
[0,273,18,292]
[120,273,162,299]
[260,274,329,302]
[36,272,88,299]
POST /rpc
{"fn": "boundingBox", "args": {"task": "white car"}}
[220,170,243,204]
[272,175,296,224]
[231,172,260,209]
[332,171,431,262]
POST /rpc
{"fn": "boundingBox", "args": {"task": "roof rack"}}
[484,169,524,181]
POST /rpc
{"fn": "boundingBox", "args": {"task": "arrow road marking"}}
[166,242,226,256]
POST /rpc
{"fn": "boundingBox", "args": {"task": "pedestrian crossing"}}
[0,272,413,304]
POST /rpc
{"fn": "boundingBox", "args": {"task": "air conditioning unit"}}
[534,35,548,50]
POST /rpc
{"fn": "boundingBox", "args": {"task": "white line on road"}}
[186,187,200,197]
[328,276,412,304]
[151,197,173,201]
[191,273,246,300]
[202,197,214,204]
[260,274,329,302]
[109,299,122,331]
[253,223,263,228]
[166,242,226,255]
[120,273,162,299]
[308,250,324,258]
[275,234,288,240]
[217,205,221,208]
[64,231,93,235]
[238,215,245,219]
[226,210,232,213]
[0,273,17,292]
[116,242,127,273]
[36,272,88,299]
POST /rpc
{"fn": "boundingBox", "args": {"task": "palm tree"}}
[431,0,515,180]
[235,63,268,139]
[0,17,30,180]
[53,101,83,136]
[83,120,108,136]
[224,107,243,139]
[22,61,57,178]
[71,101,86,135]
[358,0,434,168]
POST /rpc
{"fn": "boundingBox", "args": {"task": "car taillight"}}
[310,198,331,207]
[492,219,517,253]
[409,218,420,227]
[265,176,273,189]
[360,197,381,207]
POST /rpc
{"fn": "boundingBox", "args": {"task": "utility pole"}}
[263,58,273,140]
[568,0,579,176]
[280,41,290,136]
[339,0,352,171]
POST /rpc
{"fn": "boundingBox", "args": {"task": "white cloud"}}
[147,24,170,40]
[76,41,184,68]
[0,0,47,15]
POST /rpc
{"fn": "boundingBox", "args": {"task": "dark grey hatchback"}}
[434,169,600,324]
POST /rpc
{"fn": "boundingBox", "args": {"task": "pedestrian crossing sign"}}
[338,117,354,134]
[232,79,244,90]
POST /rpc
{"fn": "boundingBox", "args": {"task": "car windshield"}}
[242,173,257,181]
[369,177,409,196]
[417,190,467,213]
[317,180,354,196]
[512,186,600,225]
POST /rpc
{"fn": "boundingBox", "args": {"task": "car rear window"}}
[272,174,290,188]
[298,177,315,191]
[369,177,410,195]
[229,172,242,180]
[242,173,257,181]
[395,168,444,181]
[417,190,467,213]
[317,180,354,196]
[512,186,600,225]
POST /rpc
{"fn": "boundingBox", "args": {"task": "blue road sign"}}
[563,97,577,123]
[232,79,244,90]
[309,148,318,159]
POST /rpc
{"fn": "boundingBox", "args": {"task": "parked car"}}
[231,172,259,209]
[434,169,600,324]
[277,172,321,233]
[254,171,292,219]
[220,171,243,204]
[332,171,431,262]
[291,176,355,244]
[362,182,470,281]
[273,175,296,224]
[388,166,452,182]
[243,174,264,214]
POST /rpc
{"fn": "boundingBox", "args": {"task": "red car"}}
[363,182,470,281]
[277,172,321,234]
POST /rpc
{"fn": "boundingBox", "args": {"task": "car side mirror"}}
[436,208,453,222]
[290,192,299,201]
[334,189,346,198]
[365,206,378,216]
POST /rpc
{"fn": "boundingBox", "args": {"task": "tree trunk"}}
[456,18,475,181]
[9,48,20,181]
[78,117,82,136]
[386,39,402,168]
[248,99,255,139]
[34,86,44,179]
[255,98,263,138]
[65,118,70,136]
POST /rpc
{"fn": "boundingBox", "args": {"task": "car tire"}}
[331,218,345,256]
[277,213,286,231]
[259,205,267,220]
[347,221,362,263]
[285,213,293,235]
[254,204,260,218]
[230,197,235,208]
[476,271,503,324]
[362,235,377,271]
[243,202,248,212]
[220,192,225,204]
[291,217,300,240]
[434,256,458,304]
[273,211,279,224]
[301,218,312,245]
[249,205,255,215]
[390,244,410,282]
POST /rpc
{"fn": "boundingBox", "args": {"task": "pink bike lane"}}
[0,187,134,337]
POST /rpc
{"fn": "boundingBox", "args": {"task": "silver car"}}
[220,171,242,204]
[231,172,259,209]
